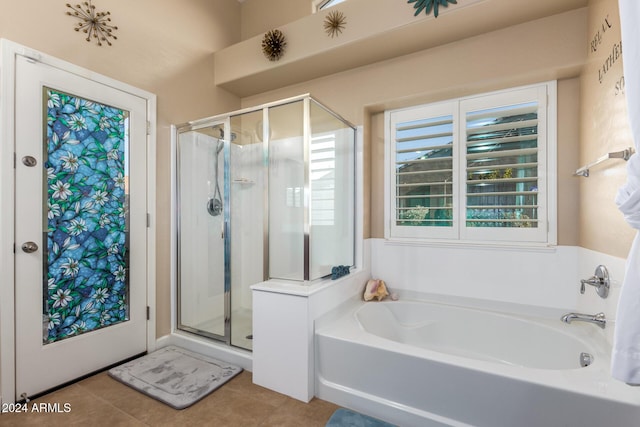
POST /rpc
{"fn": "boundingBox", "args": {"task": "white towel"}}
[617,155,640,229]
[611,0,640,384]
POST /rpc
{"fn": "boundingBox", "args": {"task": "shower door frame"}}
[174,119,232,345]
[172,94,357,345]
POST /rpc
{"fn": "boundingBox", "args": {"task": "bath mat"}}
[326,408,398,427]
[108,345,242,409]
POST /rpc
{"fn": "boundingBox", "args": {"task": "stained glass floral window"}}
[43,88,130,343]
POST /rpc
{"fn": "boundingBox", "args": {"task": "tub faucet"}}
[580,265,610,299]
[561,312,606,329]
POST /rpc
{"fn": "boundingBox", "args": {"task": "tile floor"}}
[0,371,340,426]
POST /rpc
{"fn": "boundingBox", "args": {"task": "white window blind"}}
[388,102,458,239]
[464,103,540,227]
[386,82,556,244]
[310,133,336,226]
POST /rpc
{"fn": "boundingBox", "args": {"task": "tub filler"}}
[315,297,640,427]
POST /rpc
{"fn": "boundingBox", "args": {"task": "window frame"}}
[312,0,347,13]
[384,81,557,246]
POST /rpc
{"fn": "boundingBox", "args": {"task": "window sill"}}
[382,237,558,253]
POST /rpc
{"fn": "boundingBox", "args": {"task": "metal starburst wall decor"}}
[261,29,287,61]
[66,1,118,46]
[408,0,458,18]
[324,10,347,38]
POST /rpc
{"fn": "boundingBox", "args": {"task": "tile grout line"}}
[74,377,155,425]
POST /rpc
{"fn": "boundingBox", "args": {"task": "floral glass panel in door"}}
[44,87,130,344]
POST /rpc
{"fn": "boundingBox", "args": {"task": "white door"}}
[14,54,148,398]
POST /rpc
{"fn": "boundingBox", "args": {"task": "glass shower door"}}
[229,111,264,351]
[177,127,227,340]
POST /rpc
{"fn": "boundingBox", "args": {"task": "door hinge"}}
[13,243,16,253]
[146,213,151,228]
[146,306,150,320]
[146,121,151,135]
[14,152,16,168]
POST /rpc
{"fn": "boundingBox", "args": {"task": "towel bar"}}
[574,147,635,177]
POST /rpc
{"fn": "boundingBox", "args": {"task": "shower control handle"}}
[580,265,610,299]
[21,241,39,253]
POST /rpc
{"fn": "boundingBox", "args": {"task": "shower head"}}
[213,126,224,140]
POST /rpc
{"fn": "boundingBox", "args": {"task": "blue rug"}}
[326,408,397,427]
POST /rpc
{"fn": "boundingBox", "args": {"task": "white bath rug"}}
[108,345,242,409]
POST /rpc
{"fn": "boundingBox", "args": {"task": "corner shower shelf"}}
[232,178,255,185]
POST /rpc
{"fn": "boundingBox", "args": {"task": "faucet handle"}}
[580,265,610,299]
[580,276,600,294]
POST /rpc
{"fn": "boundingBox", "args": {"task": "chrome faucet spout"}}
[561,312,606,329]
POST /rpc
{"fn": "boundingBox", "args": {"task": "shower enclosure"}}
[175,95,356,350]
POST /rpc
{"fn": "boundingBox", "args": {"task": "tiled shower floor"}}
[193,308,253,350]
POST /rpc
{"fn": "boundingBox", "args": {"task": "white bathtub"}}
[315,297,640,427]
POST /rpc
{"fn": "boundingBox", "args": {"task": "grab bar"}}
[574,147,635,177]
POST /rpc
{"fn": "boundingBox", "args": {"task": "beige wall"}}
[579,0,633,258]
[558,78,582,246]
[242,9,587,242]
[240,0,310,40]
[0,0,242,337]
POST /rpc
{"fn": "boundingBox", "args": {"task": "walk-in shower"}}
[175,95,356,350]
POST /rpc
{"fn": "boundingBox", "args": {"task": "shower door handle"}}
[21,241,39,253]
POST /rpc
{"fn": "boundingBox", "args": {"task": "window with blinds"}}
[386,82,556,244]
[396,114,454,227]
[465,102,539,229]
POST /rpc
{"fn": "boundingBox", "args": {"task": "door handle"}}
[22,156,37,167]
[21,241,39,253]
